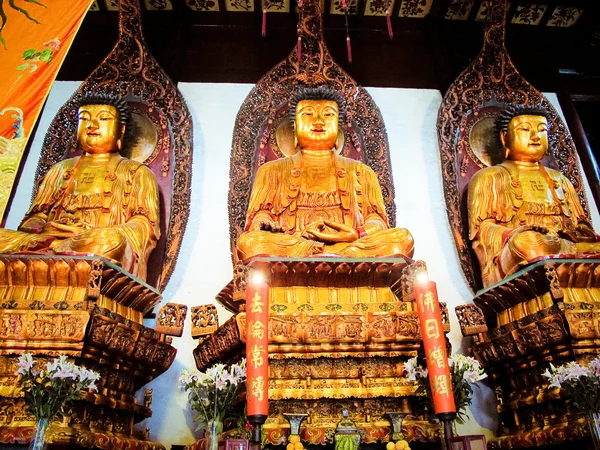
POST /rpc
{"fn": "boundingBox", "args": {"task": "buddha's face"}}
[77,104,124,155]
[502,115,548,163]
[295,99,339,150]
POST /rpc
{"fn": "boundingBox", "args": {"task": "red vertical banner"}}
[246,275,269,418]
[414,279,456,416]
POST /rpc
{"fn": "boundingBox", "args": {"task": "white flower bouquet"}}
[404,354,487,424]
[15,353,100,420]
[543,356,600,413]
[179,359,247,431]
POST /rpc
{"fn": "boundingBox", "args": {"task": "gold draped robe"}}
[468,160,598,287]
[237,152,414,260]
[0,153,160,281]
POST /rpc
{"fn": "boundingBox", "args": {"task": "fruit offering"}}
[386,439,410,450]
[287,434,303,450]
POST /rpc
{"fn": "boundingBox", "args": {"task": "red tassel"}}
[297,36,302,63]
[346,36,352,63]
[262,10,267,37]
[386,11,393,40]
[341,0,347,8]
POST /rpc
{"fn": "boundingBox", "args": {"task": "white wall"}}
[6,82,599,448]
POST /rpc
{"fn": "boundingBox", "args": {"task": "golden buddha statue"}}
[236,86,414,260]
[0,94,160,281]
[468,105,600,287]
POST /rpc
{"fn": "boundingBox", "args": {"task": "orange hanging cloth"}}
[0,0,94,224]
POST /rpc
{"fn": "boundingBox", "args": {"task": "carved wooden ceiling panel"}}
[90,0,590,28]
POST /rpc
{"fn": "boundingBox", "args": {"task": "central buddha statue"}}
[236,86,414,260]
[0,94,160,281]
[468,105,600,287]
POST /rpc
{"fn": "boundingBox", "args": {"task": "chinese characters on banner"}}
[246,276,269,417]
[414,279,456,415]
[0,0,94,224]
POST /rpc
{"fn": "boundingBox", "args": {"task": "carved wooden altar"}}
[438,0,599,447]
[194,257,448,445]
[456,259,600,449]
[0,0,192,447]
[0,256,177,449]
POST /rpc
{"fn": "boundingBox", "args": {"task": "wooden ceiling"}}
[58,0,600,96]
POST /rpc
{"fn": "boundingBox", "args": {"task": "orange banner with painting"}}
[0,0,93,223]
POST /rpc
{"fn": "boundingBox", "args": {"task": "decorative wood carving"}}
[35,0,192,292]
[437,0,589,292]
[190,304,219,338]
[155,302,187,337]
[228,0,396,257]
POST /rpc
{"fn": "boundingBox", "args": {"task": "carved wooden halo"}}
[228,0,396,259]
[33,0,192,293]
[460,104,505,169]
[437,0,589,292]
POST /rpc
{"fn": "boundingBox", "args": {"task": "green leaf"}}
[22,48,36,59]
[39,48,52,62]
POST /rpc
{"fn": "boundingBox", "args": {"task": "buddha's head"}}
[290,86,346,151]
[497,105,550,163]
[76,93,130,155]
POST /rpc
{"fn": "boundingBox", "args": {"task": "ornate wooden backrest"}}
[228,0,395,257]
[437,0,590,293]
[34,0,192,292]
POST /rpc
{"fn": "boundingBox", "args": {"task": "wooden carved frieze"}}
[511,323,544,354]
[192,315,243,370]
[0,310,89,345]
[491,328,520,360]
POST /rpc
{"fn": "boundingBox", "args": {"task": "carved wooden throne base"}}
[456,258,600,449]
[193,257,448,445]
[0,254,176,449]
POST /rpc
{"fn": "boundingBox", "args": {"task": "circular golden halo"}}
[468,116,504,167]
[122,112,158,163]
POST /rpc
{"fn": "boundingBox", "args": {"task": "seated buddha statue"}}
[0,94,160,281]
[468,105,600,287]
[236,86,414,260]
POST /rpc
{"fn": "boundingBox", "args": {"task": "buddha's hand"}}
[302,219,359,243]
[560,223,599,242]
[41,221,85,238]
[19,216,47,234]
[259,221,285,233]
[509,225,557,238]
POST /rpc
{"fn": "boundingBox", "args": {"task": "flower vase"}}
[588,413,600,450]
[206,419,223,450]
[29,418,50,450]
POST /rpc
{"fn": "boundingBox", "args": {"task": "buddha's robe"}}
[237,152,414,260]
[468,160,599,287]
[0,153,160,281]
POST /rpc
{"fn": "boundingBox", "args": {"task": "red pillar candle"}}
[246,273,269,418]
[414,279,456,416]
